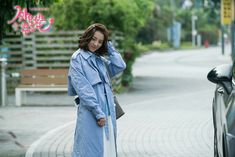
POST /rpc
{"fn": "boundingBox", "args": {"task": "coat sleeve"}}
[107,41,126,77]
[68,55,105,120]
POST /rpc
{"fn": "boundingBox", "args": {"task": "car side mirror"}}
[207,64,232,94]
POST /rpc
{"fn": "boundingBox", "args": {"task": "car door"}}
[214,84,229,157]
[225,90,235,157]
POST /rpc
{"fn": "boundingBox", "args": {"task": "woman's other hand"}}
[97,118,106,127]
[107,41,116,54]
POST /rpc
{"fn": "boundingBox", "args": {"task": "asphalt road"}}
[117,46,232,157]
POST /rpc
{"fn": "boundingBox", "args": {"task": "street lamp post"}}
[0,58,7,106]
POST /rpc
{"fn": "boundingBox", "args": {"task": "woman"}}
[68,23,126,157]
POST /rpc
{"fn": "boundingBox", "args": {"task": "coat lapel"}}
[80,50,97,72]
[80,50,108,83]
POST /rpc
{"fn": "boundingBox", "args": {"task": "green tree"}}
[50,0,154,87]
[136,0,221,46]
[136,4,173,44]
[176,8,220,44]
[51,0,153,37]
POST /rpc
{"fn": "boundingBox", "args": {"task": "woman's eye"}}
[98,41,103,44]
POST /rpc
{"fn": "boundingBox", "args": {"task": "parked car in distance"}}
[207,62,235,157]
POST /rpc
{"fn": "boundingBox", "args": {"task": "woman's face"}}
[88,31,104,52]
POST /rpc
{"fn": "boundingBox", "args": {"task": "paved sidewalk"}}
[0,92,134,157]
[0,101,76,157]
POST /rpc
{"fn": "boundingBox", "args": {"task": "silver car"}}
[207,63,235,157]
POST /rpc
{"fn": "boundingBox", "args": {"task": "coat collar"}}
[79,49,99,71]
[80,49,93,60]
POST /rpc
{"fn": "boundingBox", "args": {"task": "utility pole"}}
[231,0,235,61]
[191,13,197,47]
[232,21,235,61]
[221,0,234,59]
[170,0,176,47]
[221,25,225,55]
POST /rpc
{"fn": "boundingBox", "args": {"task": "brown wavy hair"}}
[78,23,109,55]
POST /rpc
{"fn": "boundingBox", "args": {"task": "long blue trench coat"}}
[67,46,126,157]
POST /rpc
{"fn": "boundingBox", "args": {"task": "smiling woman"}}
[68,23,126,157]
[78,23,109,55]
[88,31,104,52]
